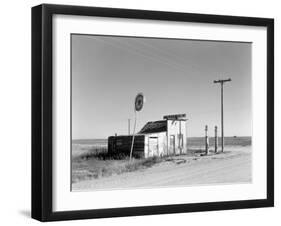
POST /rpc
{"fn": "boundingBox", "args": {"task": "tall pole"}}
[214,78,231,152]
[129,111,137,161]
[130,93,145,161]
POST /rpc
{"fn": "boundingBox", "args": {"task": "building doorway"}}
[169,135,175,155]
[148,137,158,157]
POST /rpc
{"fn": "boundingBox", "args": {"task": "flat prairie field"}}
[71,137,252,191]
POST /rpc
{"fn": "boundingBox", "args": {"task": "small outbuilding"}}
[108,114,187,158]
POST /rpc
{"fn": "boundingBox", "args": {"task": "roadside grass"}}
[72,150,162,184]
[72,146,215,184]
[72,146,241,184]
[125,156,161,172]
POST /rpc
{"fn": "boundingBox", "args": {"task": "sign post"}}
[129,93,145,161]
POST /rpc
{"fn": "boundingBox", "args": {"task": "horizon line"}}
[72,135,252,140]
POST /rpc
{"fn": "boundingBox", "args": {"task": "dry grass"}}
[72,150,162,184]
[72,137,252,184]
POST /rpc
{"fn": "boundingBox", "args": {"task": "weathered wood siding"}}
[144,132,167,158]
[108,135,145,158]
[108,118,187,158]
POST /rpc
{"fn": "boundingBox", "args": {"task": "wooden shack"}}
[108,114,187,158]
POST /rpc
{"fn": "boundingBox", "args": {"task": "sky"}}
[71,34,252,139]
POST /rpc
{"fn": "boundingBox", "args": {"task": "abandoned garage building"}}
[108,114,187,158]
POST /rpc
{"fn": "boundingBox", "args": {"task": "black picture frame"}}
[32,4,274,222]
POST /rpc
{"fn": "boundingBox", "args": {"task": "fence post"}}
[214,126,218,153]
[205,125,209,155]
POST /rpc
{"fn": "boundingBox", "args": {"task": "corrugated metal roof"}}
[138,120,167,134]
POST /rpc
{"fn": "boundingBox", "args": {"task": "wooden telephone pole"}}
[213,78,231,152]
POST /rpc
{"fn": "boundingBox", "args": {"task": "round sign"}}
[135,93,145,111]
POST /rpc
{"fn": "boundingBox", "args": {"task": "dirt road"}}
[72,148,251,191]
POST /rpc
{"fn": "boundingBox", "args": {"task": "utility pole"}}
[213,78,231,152]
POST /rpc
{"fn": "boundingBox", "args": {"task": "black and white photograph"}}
[30,3,274,222]
[71,34,252,191]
